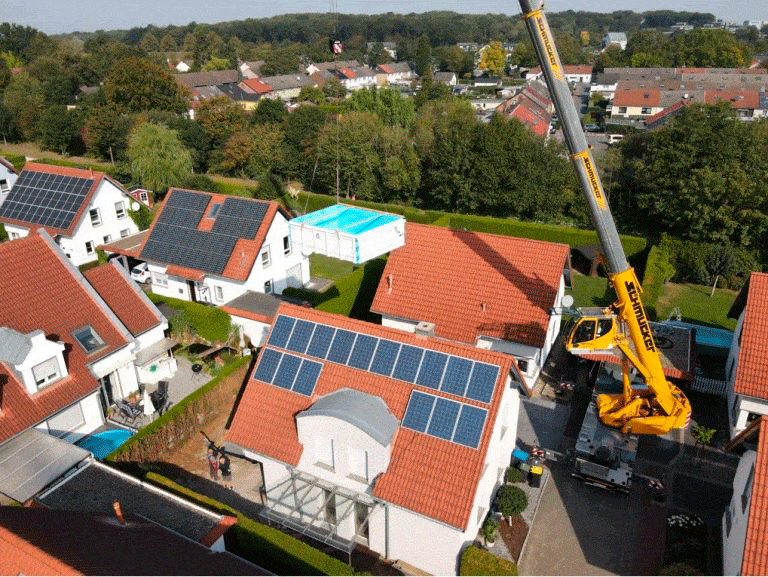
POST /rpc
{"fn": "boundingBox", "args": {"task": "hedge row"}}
[2,152,26,170]
[436,213,647,257]
[105,356,250,461]
[639,245,673,318]
[147,293,233,343]
[460,545,519,576]
[145,472,355,576]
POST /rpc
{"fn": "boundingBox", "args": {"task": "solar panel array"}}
[0,170,95,231]
[140,190,270,275]
[401,391,488,449]
[268,315,500,404]
[252,348,323,396]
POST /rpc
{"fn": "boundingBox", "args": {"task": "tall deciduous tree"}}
[128,122,192,199]
[103,56,188,113]
[194,95,249,147]
[83,104,135,161]
[3,72,44,139]
[39,105,84,155]
[415,33,432,77]
[478,41,506,77]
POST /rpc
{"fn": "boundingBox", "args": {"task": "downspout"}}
[384,503,390,559]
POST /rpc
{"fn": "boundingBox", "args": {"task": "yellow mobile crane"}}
[517,0,692,437]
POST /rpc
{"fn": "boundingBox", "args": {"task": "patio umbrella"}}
[143,387,154,416]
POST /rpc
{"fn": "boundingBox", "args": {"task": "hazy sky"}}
[1,0,765,35]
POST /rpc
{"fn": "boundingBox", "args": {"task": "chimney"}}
[481,302,487,313]
[387,274,393,294]
[414,321,435,338]
[113,501,126,525]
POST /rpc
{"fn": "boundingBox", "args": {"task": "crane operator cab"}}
[567,308,619,355]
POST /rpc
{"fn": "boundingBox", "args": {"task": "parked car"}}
[584,123,603,132]
[130,262,150,283]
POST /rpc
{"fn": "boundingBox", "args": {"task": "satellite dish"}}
[131,201,140,211]
[562,295,574,308]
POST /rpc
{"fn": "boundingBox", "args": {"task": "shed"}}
[289,204,405,264]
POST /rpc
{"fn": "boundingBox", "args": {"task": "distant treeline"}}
[70,10,717,48]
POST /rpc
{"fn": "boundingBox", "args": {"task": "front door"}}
[187,280,197,302]
[99,374,114,411]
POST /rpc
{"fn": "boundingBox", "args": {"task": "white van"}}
[607,134,624,144]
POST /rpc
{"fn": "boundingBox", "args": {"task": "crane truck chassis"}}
[517,0,691,490]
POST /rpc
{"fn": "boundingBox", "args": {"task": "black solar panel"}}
[441,357,473,397]
[140,190,271,275]
[416,350,448,389]
[347,334,378,370]
[402,391,489,449]
[286,320,315,354]
[0,169,94,231]
[327,330,356,364]
[465,363,499,404]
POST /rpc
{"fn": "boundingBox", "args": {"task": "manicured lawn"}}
[567,272,614,308]
[309,254,355,281]
[654,282,737,331]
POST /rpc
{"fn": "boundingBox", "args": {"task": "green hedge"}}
[436,213,647,257]
[460,545,518,576]
[147,293,232,343]
[104,356,250,461]
[145,472,355,576]
[640,244,673,319]
[1,153,26,170]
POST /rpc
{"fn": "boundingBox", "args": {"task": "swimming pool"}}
[76,429,133,459]
[665,321,733,354]
[292,204,401,235]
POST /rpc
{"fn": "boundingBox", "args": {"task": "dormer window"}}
[33,357,61,388]
[209,203,222,218]
[73,326,105,353]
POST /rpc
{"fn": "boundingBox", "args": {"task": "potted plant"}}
[481,515,499,547]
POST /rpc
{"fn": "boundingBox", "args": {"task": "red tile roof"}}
[0,163,128,237]
[0,517,79,575]
[84,261,163,337]
[644,100,689,127]
[226,303,515,529]
[742,416,768,575]
[0,232,130,441]
[377,64,395,74]
[705,88,761,109]
[507,101,550,137]
[241,78,274,94]
[612,89,661,107]
[733,273,768,399]
[371,223,569,348]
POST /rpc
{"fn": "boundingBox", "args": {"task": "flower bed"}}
[498,516,529,563]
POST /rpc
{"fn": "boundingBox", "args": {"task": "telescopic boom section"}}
[518,0,691,434]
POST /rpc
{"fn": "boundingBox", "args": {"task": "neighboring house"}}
[0,231,172,446]
[174,69,239,91]
[0,506,263,575]
[375,62,415,84]
[240,78,275,100]
[333,66,378,91]
[497,80,554,138]
[603,32,628,50]
[226,302,521,575]
[126,185,152,208]
[433,71,458,85]
[240,59,265,78]
[306,60,361,75]
[526,65,593,84]
[725,273,768,437]
[217,82,264,110]
[370,223,570,389]
[644,100,690,130]
[610,87,664,119]
[0,156,18,208]
[137,188,309,305]
[0,163,139,266]
[260,73,316,100]
[474,77,502,88]
[722,416,766,575]
[457,42,479,53]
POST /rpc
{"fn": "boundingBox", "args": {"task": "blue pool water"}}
[665,321,733,353]
[76,429,133,459]
[292,205,400,235]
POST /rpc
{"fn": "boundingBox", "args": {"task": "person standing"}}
[207,448,219,481]
[219,453,233,489]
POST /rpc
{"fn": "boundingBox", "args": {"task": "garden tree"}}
[470,114,579,221]
[297,85,324,104]
[508,41,538,70]
[436,44,474,76]
[182,27,227,69]
[614,103,768,253]
[128,122,192,199]
[415,33,432,77]
[413,77,451,108]
[194,95,249,148]
[247,124,285,180]
[159,32,178,51]
[83,104,135,161]
[669,29,750,67]
[211,130,253,175]
[0,50,23,69]
[252,98,288,125]
[261,45,301,76]
[146,110,213,173]
[225,36,247,68]
[0,58,10,91]
[201,57,230,71]
[139,30,160,53]
[373,124,421,203]
[3,72,44,140]
[553,31,588,64]
[0,23,41,60]
[367,42,392,68]
[103,56,188,113]
[478,41,506,77]
[346,86,416,129]
[0,103,22,143]
[39,105,85,155]
[494,484,528,522]
[594,45,627,72]
[282,105,329,179]
[323,77,347,99]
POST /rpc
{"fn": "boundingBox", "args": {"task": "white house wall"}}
[0,166,17,208]
[134,324,167,350]
[245,213,309,295]
[66,180,139,266]
[723,449,757,576]
[38,392,105,440]
[231,316,271,348]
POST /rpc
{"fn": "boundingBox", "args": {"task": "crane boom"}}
[518,0,691,435]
